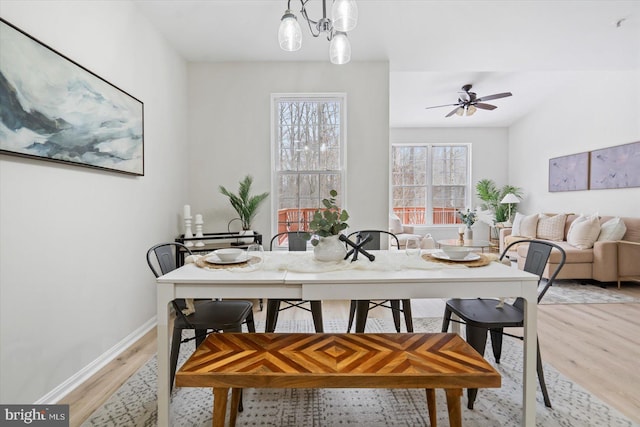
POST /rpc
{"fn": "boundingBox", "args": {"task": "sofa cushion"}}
[516,241,593,264]
[567,214,601,249]
[389,214,403,234]
[597,217,627,241]
[536,214,566,241]
[511,213,539,238]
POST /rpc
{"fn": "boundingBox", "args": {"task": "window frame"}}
[270,93,347,243]
[390,142,472,226]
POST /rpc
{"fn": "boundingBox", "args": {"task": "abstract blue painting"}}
[0,19,144,175]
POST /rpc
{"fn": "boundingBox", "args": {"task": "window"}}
[391,144,470,225]
[272,94,346,244]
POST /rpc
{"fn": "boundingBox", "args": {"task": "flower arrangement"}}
[305,189,349,246]
[458,208,477,228]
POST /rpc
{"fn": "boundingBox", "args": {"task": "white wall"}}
[509,71,640,217]
[187,62,390,242]
[390,127,510,208]
[0,1,188,403]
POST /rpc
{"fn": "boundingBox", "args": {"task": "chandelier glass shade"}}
[278,0,358,64]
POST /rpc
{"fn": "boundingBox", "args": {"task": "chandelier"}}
[278,0,358,65]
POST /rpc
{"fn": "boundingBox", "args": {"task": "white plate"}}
[431,251,481,262]
[205,253,250,265]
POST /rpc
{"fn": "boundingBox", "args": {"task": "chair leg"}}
[355,300,370,333]
[536,337,552,408]
[170,327,182,391]
[465,324,489,410]
[346,300,357,332]
[310,300,324,332]
[402,299,414,332]
[489,328,504,363]
[390,300,402,332]
[245,311,256,333]
[441,306,452,332]
[265,300,281,332]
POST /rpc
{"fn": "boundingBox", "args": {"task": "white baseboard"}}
[36,316,157,404]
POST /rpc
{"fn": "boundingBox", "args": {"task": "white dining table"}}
[156,250,539,426]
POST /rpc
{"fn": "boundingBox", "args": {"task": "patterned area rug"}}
[82,318,638,427]
[540,280,640,304]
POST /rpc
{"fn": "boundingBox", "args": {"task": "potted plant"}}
[476,179,523,224]
[305,189,349,261]
[219,175,269,241]
[457,208,477,239]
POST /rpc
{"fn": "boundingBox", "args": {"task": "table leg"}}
[213,388,229,427]
[157,285,173,427]
[444,388,462,427]
[522,291,538,426]
[425,388,437,427]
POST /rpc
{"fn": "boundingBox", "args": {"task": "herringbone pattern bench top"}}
[176,333,500,389]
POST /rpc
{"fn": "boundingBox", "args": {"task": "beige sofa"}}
[500,214,640,286]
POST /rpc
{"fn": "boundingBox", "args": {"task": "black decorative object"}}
[340,234,375,262]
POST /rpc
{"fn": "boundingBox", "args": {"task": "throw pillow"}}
[536,214,567,241]
[567,214,601,249]
[597,217,627,241]
[519,213,539,238]
[511,212,525,236]
[389,214,403,234]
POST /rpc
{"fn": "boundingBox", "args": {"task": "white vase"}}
[313,235,346,262]
[464,226,473,241]
[239,229,254,244]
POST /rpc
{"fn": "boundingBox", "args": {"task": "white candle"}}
[183,204,191,218]
[195,214,203,223]
[459,226,465,233]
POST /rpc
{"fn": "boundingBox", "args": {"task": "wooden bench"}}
[176,332,500,427]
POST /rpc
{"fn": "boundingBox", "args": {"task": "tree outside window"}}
[272,95,346,245]
[392,144,470,225]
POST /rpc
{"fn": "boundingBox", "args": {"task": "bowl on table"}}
[441,246,473,260]
[214,248,244,262]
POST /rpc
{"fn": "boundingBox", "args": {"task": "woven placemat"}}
[422,252,497,267]
[195,255,260,270]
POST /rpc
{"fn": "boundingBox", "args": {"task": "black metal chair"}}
[441,239,566,409]
[146,242,256,391]
[345,230,413,333]
[265,232,324,332]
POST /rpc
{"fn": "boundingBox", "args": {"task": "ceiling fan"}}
[425,84,513,117]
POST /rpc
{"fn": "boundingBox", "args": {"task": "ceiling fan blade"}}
[445,107,460,117]
[474,103,497,110]
[425,103,459,110]
[476,92,512,102]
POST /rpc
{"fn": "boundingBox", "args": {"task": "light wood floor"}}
[61,285,640,426]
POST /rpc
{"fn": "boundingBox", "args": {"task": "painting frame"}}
[0,18,144,176]
[589,141,640,190]
[548,152,589,192]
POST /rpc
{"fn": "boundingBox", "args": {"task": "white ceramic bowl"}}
[442,246,473,260]
[215,248,244,262]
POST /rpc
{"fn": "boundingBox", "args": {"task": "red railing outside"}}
[393,207,463,225]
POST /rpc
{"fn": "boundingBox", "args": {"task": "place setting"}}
[190,245,265,270]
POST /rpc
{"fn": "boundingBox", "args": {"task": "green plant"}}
[457,209,477,227]
[475,179,522,223]
[218,175,269,230]
[304,189,349,246]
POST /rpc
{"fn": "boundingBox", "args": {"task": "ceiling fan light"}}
[330,32,351,64]
[455,107,464,116]
[331,0,358,32]
[278,10,302,51]
[466,105,477,116]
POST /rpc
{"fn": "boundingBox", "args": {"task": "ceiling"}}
[133,0,640,128]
